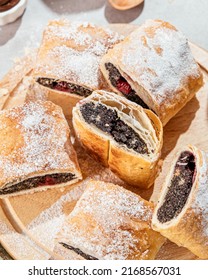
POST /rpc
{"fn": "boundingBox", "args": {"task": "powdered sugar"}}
[45,20,122,48]
[74,182,151,220]
[45,45,102,87]
[116,20,201,105]
[58,181,154,260]
[0,101,79,187]
[45,20,94,46]
[35,19,123,89]
[0,220,49,260]
[28,184,86,250]
[21,169,125,255]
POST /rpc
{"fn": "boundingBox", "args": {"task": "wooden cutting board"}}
[0,24,208,260]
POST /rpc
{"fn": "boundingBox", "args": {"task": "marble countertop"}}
[0,0,208,260]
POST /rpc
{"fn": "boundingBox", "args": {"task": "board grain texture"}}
[0,24,208,260]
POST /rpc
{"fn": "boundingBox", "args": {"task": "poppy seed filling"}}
[80,102,149,154]
[37,78,92,97]
[105,63,149,109]
[157,151,196,223]
[0,173,76,195]
[60,242,98,260]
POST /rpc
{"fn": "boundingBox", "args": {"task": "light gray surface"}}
[0,0,208,79]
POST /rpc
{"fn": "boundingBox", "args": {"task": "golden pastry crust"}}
[0,101,82,197]
[100,19,203,126]
[54,180,165,260]
[152,145,208,259]
[33,19,123,117]
[73,90,163,188]
[0,51,38,110]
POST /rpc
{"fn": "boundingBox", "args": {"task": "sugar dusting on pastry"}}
[0,220,50,260]
[46,45,102,88]
[46,20,94,46]
[119,19,201,104]
[0,161,125,258]
[35,19,123,89]
[57,181,154,260]
[192,151,208,239]
[28,184,86,250]
[9,145,127,254]
[0,101,77,185]
[44,19,122,47]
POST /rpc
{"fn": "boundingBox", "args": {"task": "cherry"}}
[39,176,57,186]
[116,78,132,95]
[54,81,71,92]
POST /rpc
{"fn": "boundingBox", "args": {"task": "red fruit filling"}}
[37,78,92,97]
[39,176,57,186]
[116,78,132,95]
[0,173,76,195]
[53,81,72,92]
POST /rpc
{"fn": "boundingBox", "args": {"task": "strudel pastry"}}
[0,101,82,197]
[54,180,165,260]
[72,90,163,188]
[0,51,37,110]
[33,19,122,117]
[100,19,203,125]
[152,145,208,259]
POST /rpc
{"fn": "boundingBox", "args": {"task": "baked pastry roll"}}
[152,145,208,259]
[73,90,163,188]
[0,51,37,110]
[0,101,82,197]
[33,19,122,118]
[100,19,203,126]
[54,180,165,260]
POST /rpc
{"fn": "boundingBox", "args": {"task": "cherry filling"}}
[39,175,57,186]
[80,102,149,154]
[116,78,132,95]
[105,63,149,109]
[157,151,196,223]
[0,0,20,12]
[0,173,76,195]
[37,78,92,97]
[53,81,70,92]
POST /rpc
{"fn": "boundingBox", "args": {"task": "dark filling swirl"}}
[60,242,98,260]
[157,151,196,223]
[80,102,149,155]
[37,78,92,98]
[0,173,76,195]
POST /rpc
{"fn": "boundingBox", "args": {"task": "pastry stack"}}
[0,18,207,260]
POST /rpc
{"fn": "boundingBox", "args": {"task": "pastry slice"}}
[0,51,37,110]
[33,19,123,117]
[100,19,203,125]
[54,180,165,260]
[73,90,163,188]
[0,101,82,197]
[152,145,208,259]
